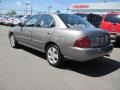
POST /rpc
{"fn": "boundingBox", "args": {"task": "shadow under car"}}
[19,45,120,77]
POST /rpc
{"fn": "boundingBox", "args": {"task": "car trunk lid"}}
[73,27,111,48]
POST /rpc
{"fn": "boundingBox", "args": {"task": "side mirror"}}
[10,24,15,27]
[18,23,23,27]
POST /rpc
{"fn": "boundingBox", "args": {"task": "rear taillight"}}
[74,37,91,48]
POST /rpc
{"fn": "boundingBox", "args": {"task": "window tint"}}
[104,14,120,23]
[36,14,55,28]
[76,13,88,19]
[24,15,39,27]
[87,14,102,27]
[58,14,94,28]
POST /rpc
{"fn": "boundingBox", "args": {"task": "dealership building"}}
[70,2,120,14]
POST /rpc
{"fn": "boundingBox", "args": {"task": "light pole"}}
[25,2,30,16]
[0,0,1,11]
[0,0,1,6]
[16,1,32,15]
[66,8,70,13]
[30,3,32,15]
[48,5,52,12]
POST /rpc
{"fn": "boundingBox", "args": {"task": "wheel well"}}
[45,42,58,52]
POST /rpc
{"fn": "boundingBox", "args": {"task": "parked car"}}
[0,16,3,24]
[100,12,120,43]
[76,13,103,28]
[6,16,21,26]
[2,16,9,25]
[12,17,21,25]
[4,16,15,26]
[0,15,13,25]
[0,15,12,25]
[12,15,24,25]
[7,16,15,26]
[9,13,113,67]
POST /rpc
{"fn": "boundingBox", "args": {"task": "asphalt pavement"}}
[0,25,120,90]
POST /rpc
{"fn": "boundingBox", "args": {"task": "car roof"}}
[36,13,72,16]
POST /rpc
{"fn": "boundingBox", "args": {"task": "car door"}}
[31,14,56,52]
[111,14,120,33]
[17,15,39,46]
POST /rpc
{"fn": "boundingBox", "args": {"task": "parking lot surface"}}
[0,25,120,90]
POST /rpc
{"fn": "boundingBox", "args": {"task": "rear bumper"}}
[64,44,113,61]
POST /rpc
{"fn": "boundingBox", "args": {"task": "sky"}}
[0,0,120,15]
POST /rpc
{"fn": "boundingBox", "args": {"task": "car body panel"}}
[31,27,55,52]
[100,12,120,41]
[9,13,113,61]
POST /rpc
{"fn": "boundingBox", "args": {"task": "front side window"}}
[24,15,39,27]
[104,14,120,23]
[36,14,55,28]
[58,14,94,28]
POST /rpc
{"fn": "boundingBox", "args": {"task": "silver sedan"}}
[9,13,113,67]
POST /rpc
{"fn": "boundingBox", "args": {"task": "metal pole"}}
[0,0,1,8]
[66,8,70,13]
[48,6,50,12]
[31,4,32,15]
[0,0,1,14]
[25,3,28,16]
[48,6,52,12]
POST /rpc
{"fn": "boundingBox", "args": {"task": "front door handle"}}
[47,32,51,34]
[29,30,32,33]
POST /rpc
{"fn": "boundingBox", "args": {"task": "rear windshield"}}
[76,14,88,19]
[58,14,94,28]
[104,14,120,23]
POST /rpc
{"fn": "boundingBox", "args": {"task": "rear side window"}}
[36,14,56,28]
[104,14,120,23]
[87,14,102,27]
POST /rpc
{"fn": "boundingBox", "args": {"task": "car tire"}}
[10,34,19,48]
[46,44,64,67]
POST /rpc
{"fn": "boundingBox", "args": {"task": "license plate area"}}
[98,36,105,44]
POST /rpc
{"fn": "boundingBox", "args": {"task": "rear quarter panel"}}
[50,28,85,55]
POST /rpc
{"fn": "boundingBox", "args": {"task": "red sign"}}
[72,4,89,9]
